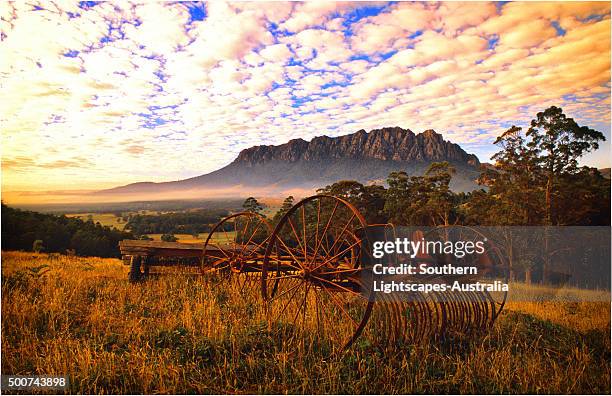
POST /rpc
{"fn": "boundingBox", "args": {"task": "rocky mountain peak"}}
[100,126,483,196]
[421,129,442,139]
[233,127,479,167]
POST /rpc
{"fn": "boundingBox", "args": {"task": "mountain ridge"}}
[98,127,483,196]
[232,127,479,166]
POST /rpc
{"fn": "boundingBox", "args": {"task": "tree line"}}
[1,204,134,257]
[253,107,609,227]
[124,209,230,236]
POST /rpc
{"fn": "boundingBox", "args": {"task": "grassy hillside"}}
[1,251,610,394]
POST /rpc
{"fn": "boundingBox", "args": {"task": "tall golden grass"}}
[1,251,610,394]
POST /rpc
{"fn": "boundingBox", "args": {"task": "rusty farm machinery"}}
[120,194,508,351]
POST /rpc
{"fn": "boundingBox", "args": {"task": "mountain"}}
[98,127,483,197]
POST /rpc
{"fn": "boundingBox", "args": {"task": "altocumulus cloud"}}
[0,1,610,190]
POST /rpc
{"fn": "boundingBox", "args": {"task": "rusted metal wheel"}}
[261,195,374,351]
[203,212,272,292]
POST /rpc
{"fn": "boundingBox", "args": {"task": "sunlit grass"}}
[1,251,609,394]
[66,213,125,230]
[145,231,237,244]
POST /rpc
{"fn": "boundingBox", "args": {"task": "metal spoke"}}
[310,239,361,273]
[320,283,359,327]
[276,237,305,270]
[268,279,302,302]
[319,267,361,276]
[239,218,262,257]
[286,217,306,260]
[322,213,356,265]
[310,200,339,267]
[311,274,363,298]
[208,242,232,259]
[301,204,307,262]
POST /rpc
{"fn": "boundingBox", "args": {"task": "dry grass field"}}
[1,251,610,394]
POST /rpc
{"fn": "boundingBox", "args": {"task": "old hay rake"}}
[121,194,508,351]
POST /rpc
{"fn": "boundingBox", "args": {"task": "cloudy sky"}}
[1,1,610,193]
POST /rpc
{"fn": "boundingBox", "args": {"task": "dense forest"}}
[124,209,231,235]
[1,204,134,257]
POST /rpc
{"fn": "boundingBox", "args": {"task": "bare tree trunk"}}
[543,226,550,284]
[543,171,553,284]
[545,175,552,225]
[525,267,532,285]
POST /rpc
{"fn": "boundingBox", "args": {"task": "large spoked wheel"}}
[261,195,375,352]
[203,212,272,293]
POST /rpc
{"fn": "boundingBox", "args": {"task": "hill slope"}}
[98,127,483,196]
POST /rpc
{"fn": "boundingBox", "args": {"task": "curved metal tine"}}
[459,290,471,333]
[434,290,448,339]
[421,291,436,340]
[475,290,489,330]
[473,290,487,331]
[318,267,361,276]
[448,289,460,335]
[463,290,476,334]
[475,291,489,330]
[409,294,421,342]
[449,288,463,333]
[384,292,405,346]
[483,290,497,329]
[463,290,476,332]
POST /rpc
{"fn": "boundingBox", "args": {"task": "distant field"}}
[14,199,245,215]
[65,210,280,238]
[146,231,237,244]
[145,233,202,243]
[1,251,609,394]
[66,213,125,230]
